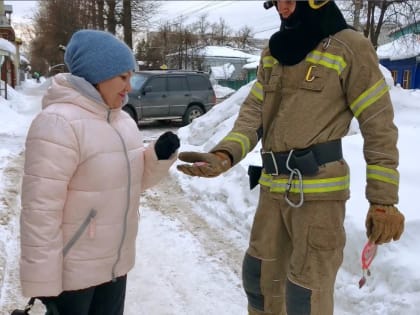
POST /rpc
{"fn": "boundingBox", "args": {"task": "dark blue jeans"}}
[42,275,127,315]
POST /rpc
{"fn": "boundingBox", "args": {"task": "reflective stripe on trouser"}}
[242,187,346,315]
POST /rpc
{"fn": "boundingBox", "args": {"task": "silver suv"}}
[123,70,216,125]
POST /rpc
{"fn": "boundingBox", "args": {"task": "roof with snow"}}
[243,60,259,70]
[210,63,235,80]
[196,46,259,62]
[0,38,30,64]
[377,33,420,61]
[0,38,16,55]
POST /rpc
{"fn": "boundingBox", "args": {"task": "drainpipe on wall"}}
[0,0,5,97]
[15,38,21,86]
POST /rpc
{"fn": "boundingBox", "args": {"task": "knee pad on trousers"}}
[242,253,264,311]
[286,278,311,315]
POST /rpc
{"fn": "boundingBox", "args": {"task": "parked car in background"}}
[123,70,217,125]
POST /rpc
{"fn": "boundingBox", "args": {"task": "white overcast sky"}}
[5,1,37,21]
[152,1,280,39]
[6,1,280,39]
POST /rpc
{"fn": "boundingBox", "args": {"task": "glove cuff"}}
[368,204,400,216]
[214,151,232,168]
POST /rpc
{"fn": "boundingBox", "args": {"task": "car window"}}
[147,77,166,92]
[167,76,188,91]
[130,74,148,91]
[187,75,210,90]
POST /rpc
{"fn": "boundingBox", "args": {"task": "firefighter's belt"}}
[261,139,342,176]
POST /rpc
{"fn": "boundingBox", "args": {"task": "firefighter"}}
[177,1,405,314]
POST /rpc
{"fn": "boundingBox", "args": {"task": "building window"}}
[391,70,398,85]
[402,70,411,89]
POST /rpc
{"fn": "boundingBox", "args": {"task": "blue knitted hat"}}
[64,30,136,84]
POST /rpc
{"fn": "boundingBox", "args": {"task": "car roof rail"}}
[136,69,209,76]
[165,70,206,73]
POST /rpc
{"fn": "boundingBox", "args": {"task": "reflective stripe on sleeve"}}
[263,56,278,69]
[350,79,389,118]
[259,173,350,193]
[223,132,251,159]
[251,81,264,102]
[306,50,347,75]
[367,165,399,186]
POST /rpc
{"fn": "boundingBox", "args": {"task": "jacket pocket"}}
[299,65,326,92]
[63,209,97,257]
[304,225,346,279]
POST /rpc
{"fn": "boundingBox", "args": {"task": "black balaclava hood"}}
[269,1,349,66]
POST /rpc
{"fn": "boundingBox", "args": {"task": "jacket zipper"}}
[63,209,97,257]
[108,110,132,281]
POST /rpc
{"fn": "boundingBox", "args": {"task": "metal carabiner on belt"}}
[284,150,304,208]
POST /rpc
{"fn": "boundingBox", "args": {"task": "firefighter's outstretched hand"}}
[365,204,404,245]
[177,151,231,178]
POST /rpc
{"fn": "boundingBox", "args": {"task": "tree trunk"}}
[97,0,105,30]
[106,0,117,34]
[123,0,133,48]
[353,0,363,31]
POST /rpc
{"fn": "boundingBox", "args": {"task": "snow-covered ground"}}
[0,69,420,314]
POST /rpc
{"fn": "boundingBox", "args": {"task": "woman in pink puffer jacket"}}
[19,30,179,315]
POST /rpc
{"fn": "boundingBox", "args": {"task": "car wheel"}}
[183,105,204,125]
[123,106,137,123]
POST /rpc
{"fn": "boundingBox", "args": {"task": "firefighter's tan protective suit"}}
[177,1,401,314]
[210,28,399,315]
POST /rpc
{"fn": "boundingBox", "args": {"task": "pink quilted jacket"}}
[20,73,176,297]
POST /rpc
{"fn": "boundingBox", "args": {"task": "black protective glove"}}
[11,297,55,315]
[154,131,180,160]
[36,296,52,305]
[37,297,59,314]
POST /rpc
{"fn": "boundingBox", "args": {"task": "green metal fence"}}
[217,79,248,90]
